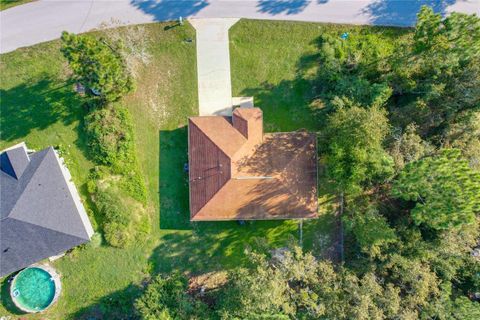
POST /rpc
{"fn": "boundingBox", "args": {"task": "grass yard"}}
[0,19,385,319]
[0,0,34,11]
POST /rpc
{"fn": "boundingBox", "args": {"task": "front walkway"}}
[190,18,239,116]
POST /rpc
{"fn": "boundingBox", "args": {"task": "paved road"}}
[1,0,479,53]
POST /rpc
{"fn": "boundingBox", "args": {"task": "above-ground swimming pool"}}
[10,266,61,313]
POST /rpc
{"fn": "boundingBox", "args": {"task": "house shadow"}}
[130,0,209,21]
[158,127,191,230]
[69,283,143,320]
[363,0,457,26]
[0,77,81,143]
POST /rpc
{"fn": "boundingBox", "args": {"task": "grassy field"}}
[0,0,34,11]
[0,20,365,318]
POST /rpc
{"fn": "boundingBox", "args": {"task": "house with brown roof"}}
[188,107,318,221]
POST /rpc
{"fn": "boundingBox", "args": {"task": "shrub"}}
[84,105,133,167]
[85,105,147,202]
[88,232,103,249]
[135,273,209,320]
[94,188,131,248]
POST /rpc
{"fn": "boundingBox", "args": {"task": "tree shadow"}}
[233,132,318,219]
[0,77,80,142]
[0,274,24,316]
[240,78,323,133]
[363,0,457,26]
[70,283,143,320]
[129,0,209,21]
[257,0,310,15]
[149,219,300,275]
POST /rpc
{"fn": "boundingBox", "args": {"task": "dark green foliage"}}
[217,251,292,319]
[392,149,480,230]
[387,7,480,136]
[315,31,395,109]
[450,297,480,320]
[314,6,480,143]
[61,31,133,102]
[87,166,150,248]
[444,110,480,170]
[344,206,397,257]
[135,273,208,320]
[85,105,146,202]
[93,187,131,248]
[216,246,450,320]
[389,123,433,171]
[84,105,133,166]
[324,102,394,195]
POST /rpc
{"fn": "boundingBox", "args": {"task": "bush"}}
[94,187,131,248]
[85,105,147,202]
[84,105,133,167]
[88,232,103,249]
[135,273,209,320]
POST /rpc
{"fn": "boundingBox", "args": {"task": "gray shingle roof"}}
[1,144,93,276]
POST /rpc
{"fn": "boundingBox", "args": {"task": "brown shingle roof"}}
[188,108,318,221]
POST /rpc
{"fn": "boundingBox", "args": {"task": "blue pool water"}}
[11,267,56,312]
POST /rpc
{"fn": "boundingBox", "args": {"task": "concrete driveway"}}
[190,18,239,116]
[1,0,479,53]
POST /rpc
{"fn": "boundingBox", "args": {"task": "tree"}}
[345,207,397,257]
[387,7,480,137]
[450,296,480,320]
[135,273,208,320]
[61,31,133,102]
[390,123,434,170]
[444,110,480,170]
[380,254,441,318]
[217,246,405,320]
[217,250,292,319]
[392,149,480,230]
[324,101,394,195]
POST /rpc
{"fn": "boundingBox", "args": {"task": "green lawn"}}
[0,20,350,318]
[0,0,34,11]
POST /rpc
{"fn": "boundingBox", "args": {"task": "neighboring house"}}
[0,142,94,277]
[188,107,318,221]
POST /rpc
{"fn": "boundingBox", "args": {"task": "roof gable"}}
[189,116,246,157]
[8,148,90,240]
[0,145,30,179]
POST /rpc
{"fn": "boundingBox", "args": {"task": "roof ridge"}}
[2,147,51,219]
